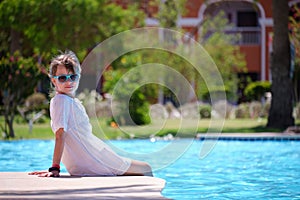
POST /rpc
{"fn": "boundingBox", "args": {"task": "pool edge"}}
[0,172,168,199]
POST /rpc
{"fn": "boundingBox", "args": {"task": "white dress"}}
[50,94,131,176]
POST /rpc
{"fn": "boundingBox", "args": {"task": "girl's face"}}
[51,65,79,97]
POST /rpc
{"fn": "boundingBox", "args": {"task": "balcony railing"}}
[225,27,261,45]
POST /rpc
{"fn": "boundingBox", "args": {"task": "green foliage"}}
[113,86,151,126]
[0,52,43,138]
[103,0,191,122]
[249,101,263,118]
[128,88,151,125]
[104,63,150,126]
[0,0,146,136]
[0,0,145,56]
[235,103,250,119]
[25,93,48,110]
[244,81,271,101]
[199,11,247,102]
[110,48,197,101]
[104,10,247,110]
[156,0,187,28]
[235,101,270,119]
[201,86,234,103]
[212,100,234,119]
[22,92,49,119]
[199,104,211,118]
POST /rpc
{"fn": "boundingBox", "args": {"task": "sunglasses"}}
[52,74,80,83]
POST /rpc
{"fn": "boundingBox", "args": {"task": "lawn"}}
[1,117,284,140]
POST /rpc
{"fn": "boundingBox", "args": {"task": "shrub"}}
[294,102,300,119]
[113,88,150,126]
[235,103,250,118]
[150,104,168,119]
[77,89,106,118]
[202,87,234,103]
[261,101,270,118]
[212,100,233,119]
[20,92,49,119]
[25,93,48,111]
[128,91,150,125]
[199,104,211,118]
[249,101,262,118]
[179,102,201,119]
[244,81,271,101]
[0,52,43,138]
[103,68,150,126]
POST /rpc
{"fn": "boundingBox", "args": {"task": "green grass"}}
[1,117,285,140]
[115,118,282,138]
[12,119,53,140]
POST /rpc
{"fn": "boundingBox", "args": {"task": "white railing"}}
[225,27,261,45]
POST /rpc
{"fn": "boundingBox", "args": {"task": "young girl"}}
[29,51,152,177]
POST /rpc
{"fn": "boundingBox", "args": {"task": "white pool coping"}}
[196,132,300,141]
[0,172,167,199]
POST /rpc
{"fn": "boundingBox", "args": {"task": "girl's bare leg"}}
[123,160,153,176]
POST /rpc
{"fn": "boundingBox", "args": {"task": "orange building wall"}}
[260,0,273,17]
[240,45,261,73]
[265,26,274,80]
[184,0,204,17]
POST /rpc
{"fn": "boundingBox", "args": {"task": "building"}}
[80,0,300,103]
[114,0,299,82]
[143,0,298,83]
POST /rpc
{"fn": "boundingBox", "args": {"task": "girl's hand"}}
[28,170,60,177]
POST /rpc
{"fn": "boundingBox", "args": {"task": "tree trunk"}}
[4,115,15,138]
[2,94,16,138]
[10,28,21,54]
[267,0,295,129]
[8,117,15,138]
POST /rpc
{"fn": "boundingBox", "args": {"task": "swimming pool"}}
[1,139,300,199]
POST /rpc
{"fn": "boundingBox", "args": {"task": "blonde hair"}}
[49,50,81,76]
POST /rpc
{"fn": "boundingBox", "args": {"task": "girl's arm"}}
[29,128,65,177]
[50,128,65,176]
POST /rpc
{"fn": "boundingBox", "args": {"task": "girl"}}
[29,51,152,177]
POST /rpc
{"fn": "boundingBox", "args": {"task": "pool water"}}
[1,139,300,199]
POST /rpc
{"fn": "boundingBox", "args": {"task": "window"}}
[237,11,258,27]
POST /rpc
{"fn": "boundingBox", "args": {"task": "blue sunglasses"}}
[52,74,80,83]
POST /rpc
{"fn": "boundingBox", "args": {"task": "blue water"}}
[1,139,300,199]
